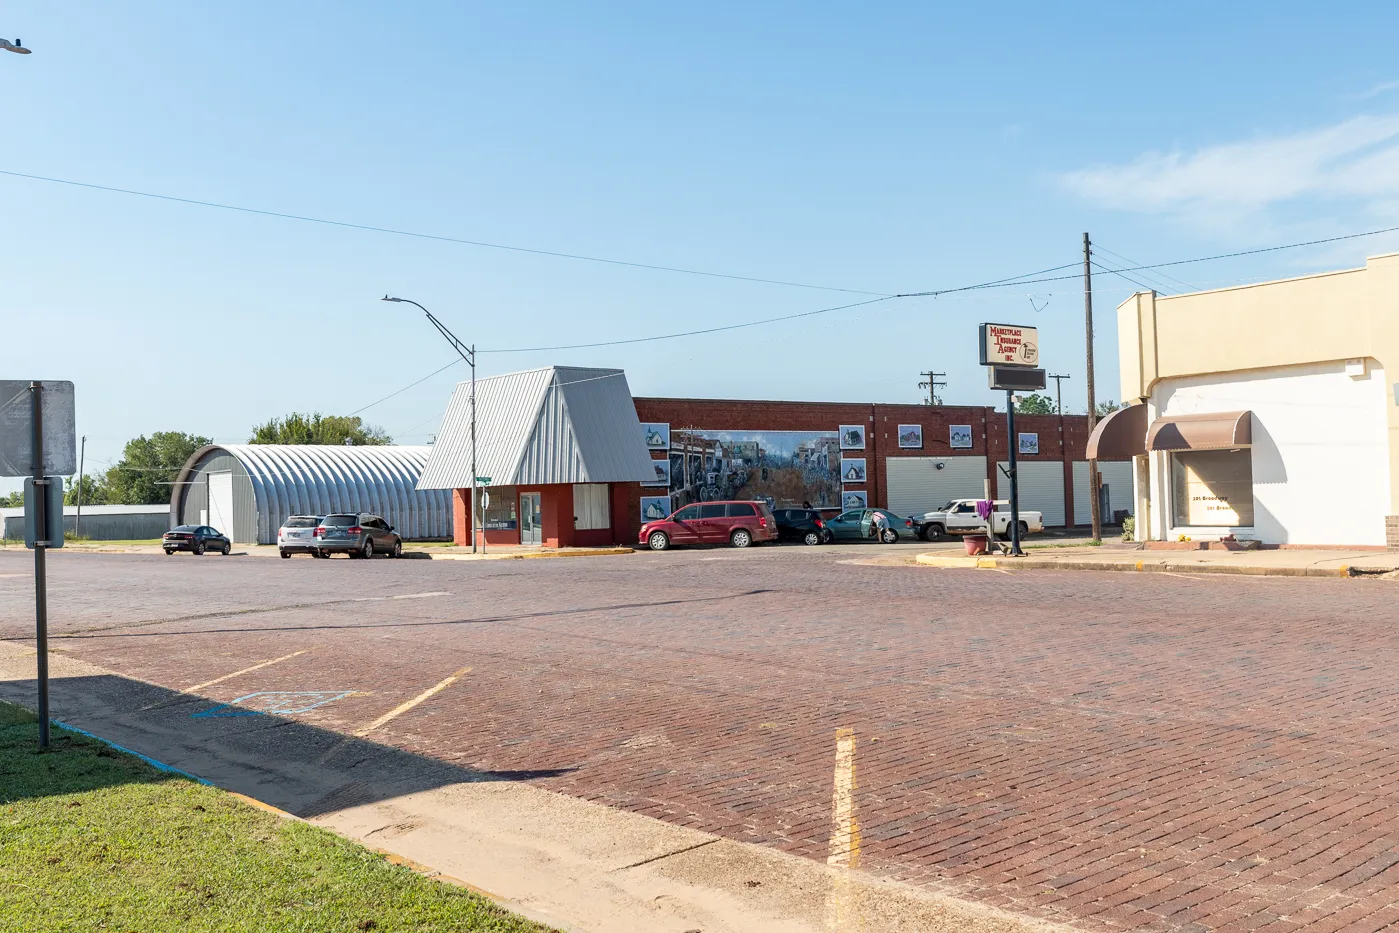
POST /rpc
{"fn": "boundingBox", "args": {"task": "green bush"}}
[1121,516,1135,541]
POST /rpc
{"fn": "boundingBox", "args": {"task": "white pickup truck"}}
[915,499,1044,541]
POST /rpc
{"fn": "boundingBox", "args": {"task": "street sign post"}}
[979,328,1043,557]
[3,381,75,750]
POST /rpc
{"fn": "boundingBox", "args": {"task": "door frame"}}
[519,492,543,545]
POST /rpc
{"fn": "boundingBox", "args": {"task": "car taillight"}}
[314,526,325,537]
[815,519,825,528]
[348,526,362,535]
[905,519,913,527]
[758,518,767,527]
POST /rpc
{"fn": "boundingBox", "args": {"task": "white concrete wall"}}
[1151,359,1391,545]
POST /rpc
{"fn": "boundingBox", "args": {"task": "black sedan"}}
[772,508,833,545]
[163,525,232,556]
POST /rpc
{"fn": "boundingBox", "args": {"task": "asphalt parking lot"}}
[3,545,1398,932]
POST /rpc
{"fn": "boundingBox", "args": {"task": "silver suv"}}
[278,515,323,558]
[313,513,403,559]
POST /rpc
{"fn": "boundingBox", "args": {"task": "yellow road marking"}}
[355,667,471,737]
[183,650,309,694]
[826,727,862,930]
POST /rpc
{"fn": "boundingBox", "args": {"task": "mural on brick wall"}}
[666,429,843,508]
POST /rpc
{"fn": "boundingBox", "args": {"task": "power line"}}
[1100,224,1399,276]
[0,168,887,296]
[1095,244,1199,293]
[348,359,462,416]
[1091,260,1165,296]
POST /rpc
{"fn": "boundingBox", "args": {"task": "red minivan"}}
[640,500,779,551]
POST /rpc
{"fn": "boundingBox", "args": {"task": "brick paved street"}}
[3,548,1398,932]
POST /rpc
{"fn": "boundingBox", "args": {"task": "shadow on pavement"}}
[0,673,574,818]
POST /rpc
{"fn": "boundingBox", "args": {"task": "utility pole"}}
[1083,233,1102,542]
[918,371,946,405]
[74,435,86,538]
[1048,374,1071,415]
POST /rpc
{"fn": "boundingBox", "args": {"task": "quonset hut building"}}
[170,444,453,544]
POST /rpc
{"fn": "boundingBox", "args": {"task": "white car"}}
[916,499,1044,541]
[278,515,323,558]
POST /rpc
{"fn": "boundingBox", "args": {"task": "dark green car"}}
[824,508,916,543]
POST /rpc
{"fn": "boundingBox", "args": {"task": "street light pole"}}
[383,296,478,553]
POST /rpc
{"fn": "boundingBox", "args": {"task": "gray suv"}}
[313,513,403,559]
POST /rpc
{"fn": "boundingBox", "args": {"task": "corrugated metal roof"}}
[169,444,453,543]
[417,366,656,489]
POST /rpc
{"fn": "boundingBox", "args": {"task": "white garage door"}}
[1072,461,1135,525]
[996,461,1066,527]
[885,457,987,517]
[207,472,234,537]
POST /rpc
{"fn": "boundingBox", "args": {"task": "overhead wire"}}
[1091,260,1167,296]
[1094,244,1199,293]
[0,168,887,296]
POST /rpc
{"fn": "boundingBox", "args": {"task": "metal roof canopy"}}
[1086,403,1149,459]
[417,366,657,489]
[1147,411,1253,452]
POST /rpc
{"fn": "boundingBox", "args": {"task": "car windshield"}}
[171,525,198,532]
[323,514,358,526]
[283,516,320,528]
[939,501,955,511]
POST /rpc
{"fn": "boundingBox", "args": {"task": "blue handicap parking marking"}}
[191,690,355,719]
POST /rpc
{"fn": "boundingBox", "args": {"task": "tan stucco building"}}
[1089,251,1399,547]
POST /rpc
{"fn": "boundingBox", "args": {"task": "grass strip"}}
[0,702,554,932]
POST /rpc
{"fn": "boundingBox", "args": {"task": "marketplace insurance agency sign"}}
[978,323,1039,367]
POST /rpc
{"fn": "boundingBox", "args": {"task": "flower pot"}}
[964,534,989,556]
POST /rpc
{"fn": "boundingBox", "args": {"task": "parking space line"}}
[354,666,472,737]
[183,650,309,693]
[826,727,861,930]
[351,591,451,602]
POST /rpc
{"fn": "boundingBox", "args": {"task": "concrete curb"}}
[422,547,634,562]
[914,552,1370,578]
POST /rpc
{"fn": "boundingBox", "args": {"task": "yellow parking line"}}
[826,727,861,929]
[183,650,309,694]
[355,667,471,737]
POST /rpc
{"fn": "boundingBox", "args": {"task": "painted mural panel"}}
[666,428,843,508]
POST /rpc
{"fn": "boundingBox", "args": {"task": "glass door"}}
[519,492,543,545]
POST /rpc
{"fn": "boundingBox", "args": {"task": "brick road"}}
[3,547,1398,932]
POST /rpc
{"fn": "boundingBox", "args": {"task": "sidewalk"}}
[916,542,1399,578]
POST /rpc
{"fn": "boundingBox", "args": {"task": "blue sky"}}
[5,2,1399,490]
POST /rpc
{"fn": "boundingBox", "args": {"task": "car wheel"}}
[193,542,205,555]
[362,539,374,559]
[880,528,899,544]
[802,530,821,546]
[924,523,945,542]
[391,540,402,558]
[647,531,670,551]
[1017,520,1029,538]
[730,529,752,548]
[221,542,231,556]
[313,550,327,559]
[164,549,174,556]
[280,550,290,559]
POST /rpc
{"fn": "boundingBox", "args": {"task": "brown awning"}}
[1086,403,1148,459]
[1146,411,1252,451]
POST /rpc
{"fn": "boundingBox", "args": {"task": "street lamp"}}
[383,296,480,553]
[1,38,31,54]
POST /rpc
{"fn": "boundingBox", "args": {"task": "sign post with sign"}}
[1,380,77,750]
[979,328,1045,557]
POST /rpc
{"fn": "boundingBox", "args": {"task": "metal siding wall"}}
[1072,461,1135,524]
[178,452,257,542]
[556,368,658,482]
[885,457,989,515]
[996,461,1067,527]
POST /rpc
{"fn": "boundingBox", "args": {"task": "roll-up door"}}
[208,472,235,539]
[885,457,987,516]
[1072,461,1135,525]
[996,461,1066,527]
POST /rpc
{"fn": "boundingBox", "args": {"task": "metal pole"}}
[75,434,86,538]
[29,383,50,749]
[1006,389,1023,557]
[470,345,479,555]
[1084,232,1102,542]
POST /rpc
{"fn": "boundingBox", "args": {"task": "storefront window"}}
[483,486,518,530]
[1171,450,1253,527]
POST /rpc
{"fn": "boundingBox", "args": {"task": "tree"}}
[1014,393,1056,415]
[249,412,391,446]
[65,474,111,506]
[1096,399,1121,417]
[102,432,212,505]
[0,489,23,508]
